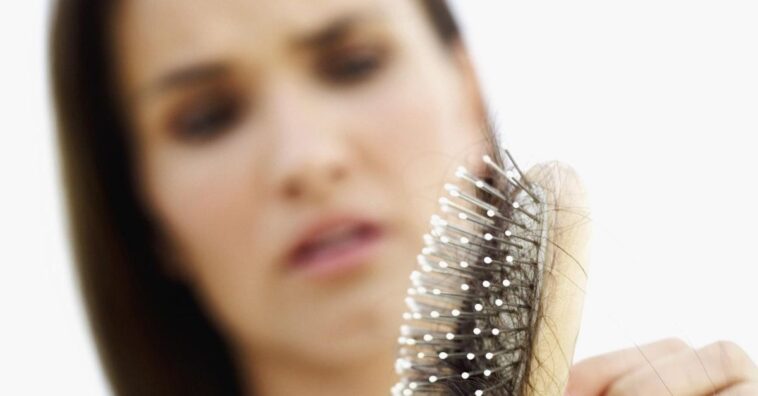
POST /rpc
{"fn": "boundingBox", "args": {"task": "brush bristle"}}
[392,150,548,396]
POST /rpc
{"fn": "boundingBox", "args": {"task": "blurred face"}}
[113,0,485,367]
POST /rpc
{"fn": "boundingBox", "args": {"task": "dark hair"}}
[50,1,461,394]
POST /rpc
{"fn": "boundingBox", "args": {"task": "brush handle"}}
[522,162,591,396]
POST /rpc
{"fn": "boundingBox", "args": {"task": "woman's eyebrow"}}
[136,9,385,101]
[291,9,385,50]
[137,62,229,101]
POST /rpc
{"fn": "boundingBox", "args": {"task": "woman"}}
[50,0,757,395]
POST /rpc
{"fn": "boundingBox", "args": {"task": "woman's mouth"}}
[286,216,384,279]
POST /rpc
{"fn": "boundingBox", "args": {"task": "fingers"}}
[522,162,592,395]
[566,338,690,395]
[605,341,758,396]
[717,382,758,396]
[568,339,758,396]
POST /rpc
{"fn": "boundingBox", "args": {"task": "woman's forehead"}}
[113,0,423,96]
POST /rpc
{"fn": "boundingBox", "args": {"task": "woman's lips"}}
[286,217,384,279]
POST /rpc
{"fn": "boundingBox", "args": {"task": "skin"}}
[111,0,757,394]
[567,338,758,396]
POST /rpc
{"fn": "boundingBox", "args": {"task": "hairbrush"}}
[391,148,550,396]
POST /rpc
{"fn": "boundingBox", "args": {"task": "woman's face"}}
[113,0,485,367]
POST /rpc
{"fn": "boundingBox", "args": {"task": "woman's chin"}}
[280,304,403,368]
[247,240,413,366]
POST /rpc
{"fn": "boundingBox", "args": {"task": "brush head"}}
[392,150,549,396]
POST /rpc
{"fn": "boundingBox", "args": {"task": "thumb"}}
[522,162,592,395]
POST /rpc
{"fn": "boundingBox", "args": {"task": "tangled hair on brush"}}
[392,126,554,396]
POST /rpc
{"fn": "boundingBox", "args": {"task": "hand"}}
[566,338,758,395]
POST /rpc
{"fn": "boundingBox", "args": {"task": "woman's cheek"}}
[347,69,462,197]
[143,148,284,341]
[144,146,267,280]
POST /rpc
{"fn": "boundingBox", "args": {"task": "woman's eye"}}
[168,91,245,143]
[318,46,388,85]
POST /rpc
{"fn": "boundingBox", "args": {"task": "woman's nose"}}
[266,83,352,203]
[279,144,350,202]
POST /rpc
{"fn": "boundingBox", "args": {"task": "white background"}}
[1,1,757,394]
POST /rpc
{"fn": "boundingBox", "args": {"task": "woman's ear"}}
[449,39,488,130]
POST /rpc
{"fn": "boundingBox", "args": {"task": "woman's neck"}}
[240,346,397,396]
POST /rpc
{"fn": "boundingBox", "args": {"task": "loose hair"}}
[50,1,463,394]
